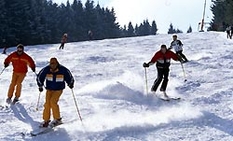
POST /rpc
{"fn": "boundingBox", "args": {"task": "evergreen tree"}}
[151,20,158,35]
[44,0,60,43]
[72,0,85,41]
[187,26,192,33]
[167,23,176,34]
[0,0,7,47]
[134,24,139,36]
[209,0,233,31]
[176,29,183,33]
[127,22,134,37]
[0,0,158,47]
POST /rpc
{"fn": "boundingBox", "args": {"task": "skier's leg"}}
[15,73,26,99]
[7,72,18,99]
[178,51,188,62]
[160,68,169,92]
[50,90,62,120]
[43,90,52,121]
[176,52,184,62]
[151,68,163,92]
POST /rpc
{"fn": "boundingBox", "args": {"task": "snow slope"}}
[0,31,233,141]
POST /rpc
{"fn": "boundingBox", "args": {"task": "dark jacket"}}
[37,64,74,90]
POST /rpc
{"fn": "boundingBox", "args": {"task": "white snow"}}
[0,31,233,141]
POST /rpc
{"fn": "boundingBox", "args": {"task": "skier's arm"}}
[178,40,183,46]
[36,67,48,87]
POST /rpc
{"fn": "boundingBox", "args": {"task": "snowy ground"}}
[0,31,233,141]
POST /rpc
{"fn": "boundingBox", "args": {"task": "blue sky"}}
[53,0,213,34]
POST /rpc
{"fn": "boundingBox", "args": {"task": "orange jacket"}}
[4,51,36,73]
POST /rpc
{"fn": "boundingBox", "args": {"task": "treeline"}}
[0,0,159,48]
[209,0,233,31]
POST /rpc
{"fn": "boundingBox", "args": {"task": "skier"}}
[2,47,7,54]
[37,57,74,127]
[59,33,68,49]
[4,44,36,104]
[230,25,233,39]
[143,44,180,98]
[169,34,188,63]
[88,30,93,40]
[226,26,231,39]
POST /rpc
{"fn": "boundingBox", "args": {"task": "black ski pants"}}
[151,67,169,92]
[176,51,188,61]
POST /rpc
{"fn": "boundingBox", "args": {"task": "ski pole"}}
[71,89,83,122]
[36,92,41,111]
[180,63,187,82]
[0,68,6,76]
[144,67,148,95]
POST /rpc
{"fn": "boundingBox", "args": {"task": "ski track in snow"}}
[0,32,233,141]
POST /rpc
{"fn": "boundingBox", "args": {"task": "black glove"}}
[31,67,35,72]
[68,83,74,89]
[39,87,43,92]
[143,62,149,68]
[4,63,9,68]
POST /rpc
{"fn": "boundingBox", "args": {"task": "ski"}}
[158,96,181,101]
[0,101,19,110]
[153,92,181,101]
[30,123,63,136]
[0,103,11,110]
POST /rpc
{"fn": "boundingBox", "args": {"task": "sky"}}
[1,31,233,140]
[53,0,213,34]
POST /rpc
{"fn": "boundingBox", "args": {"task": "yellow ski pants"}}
[43,90,62,121]
[7,72,26,99]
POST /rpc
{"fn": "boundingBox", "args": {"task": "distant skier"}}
[2,39,7,54]
[2,47,7,54]
[4,44,36,104]
[226,26,231,39]
[169,34,188,63]
[36,57,74,127]
[230,25,233,39]
[59,33,68,49]
[143,44,180,98]
[88,30,93,40]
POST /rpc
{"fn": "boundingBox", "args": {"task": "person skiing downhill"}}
[4,44,36,104]
[36,57,74,127]
[59,33,68,49]
[169,34,188,63]
[143,44,180,98]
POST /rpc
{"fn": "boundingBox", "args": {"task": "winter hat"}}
[50,57,59,65]
[161,44,167,48]
[17,44,24,50]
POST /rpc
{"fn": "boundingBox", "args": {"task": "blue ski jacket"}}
[37,64,74,90]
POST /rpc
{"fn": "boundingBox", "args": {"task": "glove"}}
[4,63,9,68]
[143,62,149,68]
[31,67,35,72]
[39,87,43,92]
[68,83,74,89]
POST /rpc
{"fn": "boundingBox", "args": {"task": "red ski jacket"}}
[4,51,36,73]
[150,50,178,68]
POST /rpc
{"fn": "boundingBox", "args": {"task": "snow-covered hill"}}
[0,31,233,141]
